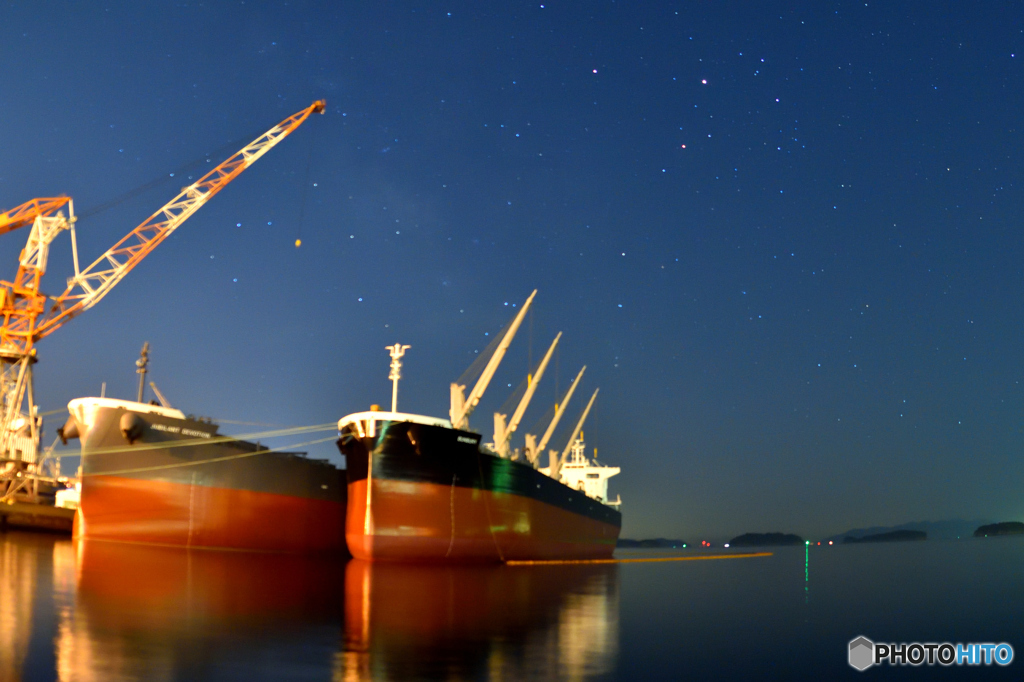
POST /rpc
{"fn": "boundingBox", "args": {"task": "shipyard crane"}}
[449,290,536,430]
[492,332,561,459]
[0,100,325,500]
[0,197,72,237]
[523,365,586,466]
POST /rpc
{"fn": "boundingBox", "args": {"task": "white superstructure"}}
[67,397,186,441]
[540,436,621,509]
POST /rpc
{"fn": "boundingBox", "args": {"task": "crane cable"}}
[76,128,269,221]
[294,116,320,248]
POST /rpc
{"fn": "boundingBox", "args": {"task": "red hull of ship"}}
[346,478,618,562]
[77,474,346,553]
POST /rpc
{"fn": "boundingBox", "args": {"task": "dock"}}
[0,501,74,534]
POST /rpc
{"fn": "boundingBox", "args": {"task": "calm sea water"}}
[2,530,1021,680]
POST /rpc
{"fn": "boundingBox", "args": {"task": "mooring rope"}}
[53,422,337,459]
[207,418,286,427]
[76,127,268,221]
[79,435,339,477]
[38,409,69,417]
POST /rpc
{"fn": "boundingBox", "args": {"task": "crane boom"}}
[508,332,560,435]
[450,289,537,430]
[0,197,70,237]
[525,364,585,464]
[551,387,599,479]
[493,332,561,457]
[35,100,326,340]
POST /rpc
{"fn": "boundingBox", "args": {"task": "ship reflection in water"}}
[1,531,620,681]
[340,560,619,681]
[62,540,345,681]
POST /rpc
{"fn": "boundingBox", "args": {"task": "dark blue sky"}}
[2,1,1022,539]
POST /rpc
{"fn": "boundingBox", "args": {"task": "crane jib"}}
[35,100,325,340]
[0,99,324,485]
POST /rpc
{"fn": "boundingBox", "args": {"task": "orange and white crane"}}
[0,100,324,495]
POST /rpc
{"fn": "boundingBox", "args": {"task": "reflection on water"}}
[7,531,1024,680]
[0,532,75,682]
[804,541,809,604]
[1,532,46,682]
[339,560,619,681]
[1,532,620,681]
[64,540,345,681]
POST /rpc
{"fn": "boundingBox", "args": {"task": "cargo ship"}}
[63,389,346,552]
[336,292,622,562]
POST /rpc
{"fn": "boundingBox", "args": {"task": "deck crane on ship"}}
[0,100,325,503]
[449,290,537,431]
[522,365,586,466]
[539,387,620,508]
[492,332,561,460]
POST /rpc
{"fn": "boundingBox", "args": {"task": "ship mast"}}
[135,342,150,403]
[449,290,536,430]
[386,343,411,412]
[493,332,560,458]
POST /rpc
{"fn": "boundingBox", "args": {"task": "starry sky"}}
[2,1,1022,540]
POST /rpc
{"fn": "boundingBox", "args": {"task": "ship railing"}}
[338,411,454,440]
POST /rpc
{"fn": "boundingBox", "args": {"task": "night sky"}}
[2,1,1022,540]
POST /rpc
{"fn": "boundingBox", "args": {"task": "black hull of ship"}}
[337,418,620,561]
[72,400,347,552]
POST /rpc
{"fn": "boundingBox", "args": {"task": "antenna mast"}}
[386,343,411,412]
[135,342,149,403]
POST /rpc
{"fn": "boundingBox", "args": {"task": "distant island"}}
[844,530,926,544]
[616,538,687,548]
[974,522,1024,537]
[823,519,991,544]
[728,532,804,547]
